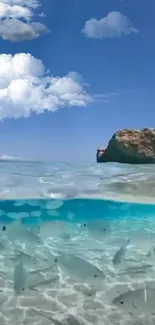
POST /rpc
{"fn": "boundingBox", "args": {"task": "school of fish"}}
[0,209,154,321]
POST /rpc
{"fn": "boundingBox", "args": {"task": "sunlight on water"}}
[0,162,155,324]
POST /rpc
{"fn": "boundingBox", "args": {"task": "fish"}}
[39,220,70,239]
[29,264,58,275]
[112,238,130,265]
[34,247,59,265]
[112,288,155,315]
[84,219,111,237]
[22,228,42,246]
[6,220,43,246]
[28,275,60,290]
[13,255,27,295]
[57,253,105,280]
[10,250,39,267]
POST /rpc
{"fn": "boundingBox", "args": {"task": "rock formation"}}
[97,128,155,164]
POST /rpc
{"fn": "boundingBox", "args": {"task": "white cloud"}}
[0,3,32,19]
[82,11,139,39]
[67,71,89,87]
[67,71,84,84]
[0,154,21,160]
[0,0,49,41]
[0,53,91,120]
[1,0,40,8]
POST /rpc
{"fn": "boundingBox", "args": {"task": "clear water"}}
[0,161,155,324]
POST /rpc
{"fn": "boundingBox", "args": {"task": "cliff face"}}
[97,128,155,164]
[96,148,105,163]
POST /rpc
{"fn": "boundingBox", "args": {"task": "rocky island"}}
[97,128,155,164]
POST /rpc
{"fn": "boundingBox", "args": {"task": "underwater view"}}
[0,161,154,324]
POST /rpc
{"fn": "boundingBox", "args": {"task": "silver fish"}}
[113,288,155,315]
[11,250,39,267]
[28,275,59,290]
[57,253,105,280]
[113,238,130,265]
[39,220,70,239]
[85,219,111,236]
[6,220,43,246]
[13,255,27,295]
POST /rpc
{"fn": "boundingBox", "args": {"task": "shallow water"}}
[0,161,155,324]
[1,160,155,202]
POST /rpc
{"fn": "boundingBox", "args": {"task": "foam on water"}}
[0,161,155,324]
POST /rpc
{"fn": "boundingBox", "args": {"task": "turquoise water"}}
[1,197,155,225]
[0,161,155,324]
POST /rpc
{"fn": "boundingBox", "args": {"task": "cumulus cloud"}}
[0,0,49,41]
[0,53,91,120]
[1,0,40,8]
[82,11,139,39]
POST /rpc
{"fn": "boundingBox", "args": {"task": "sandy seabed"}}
[0,216,155,325]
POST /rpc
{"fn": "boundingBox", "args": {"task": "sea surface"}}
[0,161,155,324]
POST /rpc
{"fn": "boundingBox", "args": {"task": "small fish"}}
[13,255,27,295]
[112,238,130,265]
[57,253,105,280]
[113,288,155,315]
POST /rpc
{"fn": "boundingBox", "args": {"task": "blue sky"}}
[0,0,155,162]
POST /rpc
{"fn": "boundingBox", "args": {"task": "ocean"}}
[0,161,155,324]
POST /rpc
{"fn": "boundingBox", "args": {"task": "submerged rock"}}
[97,128,155,164]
